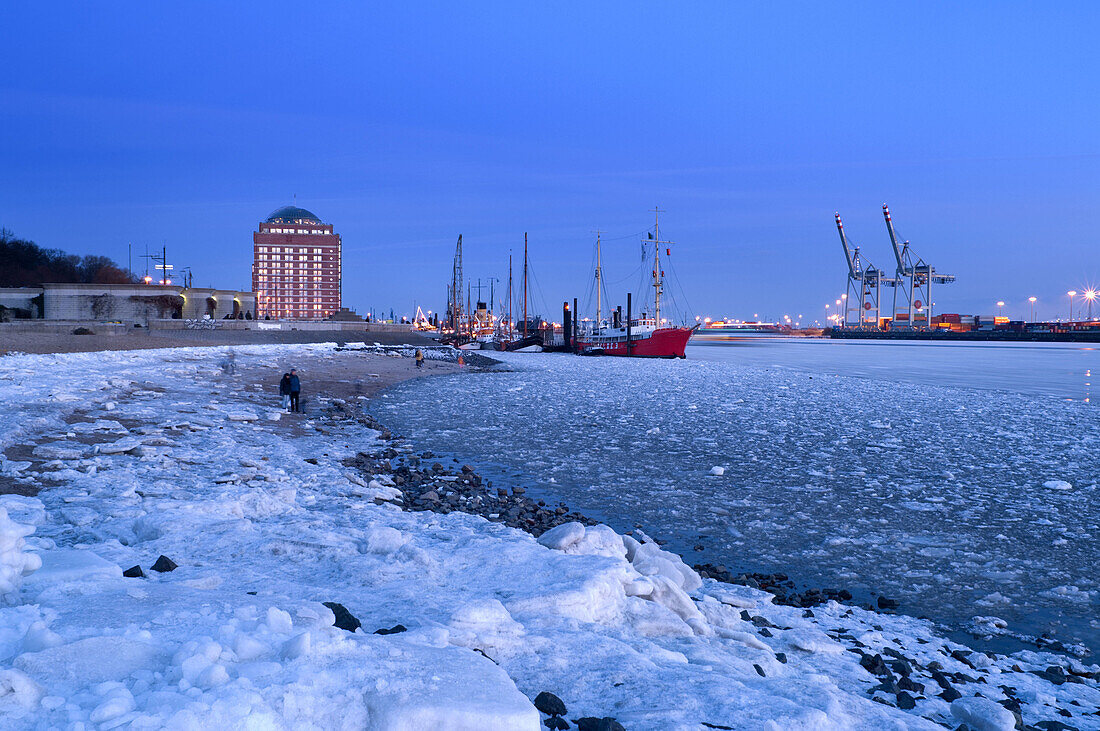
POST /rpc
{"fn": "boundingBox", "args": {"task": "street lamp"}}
[1029,296,1037,322]
[1068,291,1077,322]
[996,301,1005,318]
[1086,289,1097,320]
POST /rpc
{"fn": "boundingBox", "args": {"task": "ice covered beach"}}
[1,344,1098,729]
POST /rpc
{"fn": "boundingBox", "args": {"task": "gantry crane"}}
[883,204,955,329]
[835,213,894,329]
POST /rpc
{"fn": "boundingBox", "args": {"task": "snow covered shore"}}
[0,344,1098,729]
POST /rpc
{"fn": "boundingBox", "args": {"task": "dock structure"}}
[882,204,955,330]
[834,213,895,330]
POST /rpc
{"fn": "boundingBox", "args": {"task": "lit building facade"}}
[252,206,341,319]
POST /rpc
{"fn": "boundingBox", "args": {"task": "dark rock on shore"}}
[122,565,144,578]
[151,555,177,573]
[534,691,567,717]
[374,624,407,635]
[347,449,598,539]
[860,653,892,677]
[322,602,362,632]
[693,562,858,610]
[575,718,624,731]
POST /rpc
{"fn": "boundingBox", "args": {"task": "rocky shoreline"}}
[291,375,1100,729]
[346,352,1091,663]
[335,390,949,623]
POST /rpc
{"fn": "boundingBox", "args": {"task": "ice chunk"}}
[266,606,294,634]
[951,696,1017,731]
[97,436,144,455]
[786,628,844,654]
[233,634,269,662]
[363,526,407,554]
[0,507,41,604]
[630,540,702,593]
[1042,479,1072,490]
[281,632,310,660]
[363,643,539,731]
[570,524,628,559]
[14,637,164,684]
[89,684,135,723]
[0,669,42,709]
[31,443,84,460]
[709,466,725,476]
[537,522,586,551]
[23,549,121,587]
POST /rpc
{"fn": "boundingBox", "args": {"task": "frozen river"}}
[380,339,1100,656]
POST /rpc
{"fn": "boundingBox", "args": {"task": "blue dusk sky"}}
[2,2,1099,323]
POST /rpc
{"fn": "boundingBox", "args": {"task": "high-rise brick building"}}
[252,206,341,319]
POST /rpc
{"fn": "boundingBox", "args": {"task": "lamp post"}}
[997,301,1005,318]
[1068,291,1077,322]
[1086,290,1097,320]
[1029,296,1037,323]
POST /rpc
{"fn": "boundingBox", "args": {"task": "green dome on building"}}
[265,206,322,224]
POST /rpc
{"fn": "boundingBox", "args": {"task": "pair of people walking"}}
[279,369,301,413]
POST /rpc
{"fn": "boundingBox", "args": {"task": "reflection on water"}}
[689,337,1100,402]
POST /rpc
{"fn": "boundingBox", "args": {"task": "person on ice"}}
[278,372,292,412]
[288,369,301,413]
[415,348,424,369]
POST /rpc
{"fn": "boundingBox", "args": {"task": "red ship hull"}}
[576,326,695,358]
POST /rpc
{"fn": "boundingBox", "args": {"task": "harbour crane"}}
[447,234,463,333]
[835,213,894,329]
[883,204,955,329]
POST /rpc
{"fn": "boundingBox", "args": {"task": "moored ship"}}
[575,316,695,357]
[574,210,697,358]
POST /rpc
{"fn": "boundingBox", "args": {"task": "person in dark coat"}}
[278,373,292,412]
[288,369,301,413]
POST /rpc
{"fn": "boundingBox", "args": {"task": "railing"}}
[575,318,657,336]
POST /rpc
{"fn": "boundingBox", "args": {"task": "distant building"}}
[252,206,342,319]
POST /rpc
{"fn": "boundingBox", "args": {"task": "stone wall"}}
[36,284,253,322]
[0,288,41,319]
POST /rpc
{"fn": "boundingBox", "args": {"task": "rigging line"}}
[527,266,552,321]
[604,262,642,287]
[666,257,696,325]
[602,228,652,242]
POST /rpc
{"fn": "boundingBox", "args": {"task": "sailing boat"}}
[573,210,697,358]
[505,232,544,351]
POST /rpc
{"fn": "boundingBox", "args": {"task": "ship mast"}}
[507,250,513,338]
[523,232,528,337]
[651,207,672,324]
[595,230,603,324]
[450,234,463,333]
